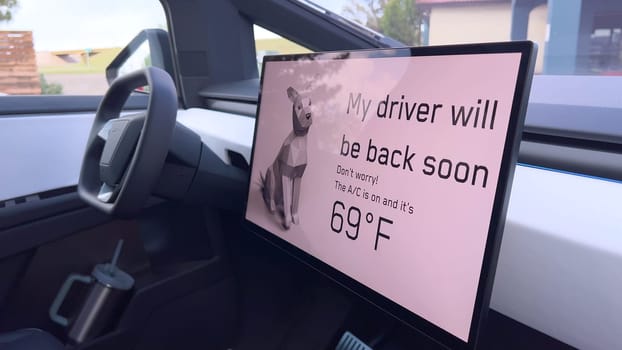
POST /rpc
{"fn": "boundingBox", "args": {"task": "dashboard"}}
[1,103,620,349]
[0,0,620,348]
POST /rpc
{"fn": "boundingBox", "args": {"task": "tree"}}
[342,0,422,46]
[379,0,420,46]
[342,0,387,33]
[40,74,63,95]
[0,0,18,22]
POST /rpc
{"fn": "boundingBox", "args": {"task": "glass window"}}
[0,0,166,95]
[311,0,622,76]
[254,25,311,70]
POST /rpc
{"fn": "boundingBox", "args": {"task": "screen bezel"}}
[243,41,536,350]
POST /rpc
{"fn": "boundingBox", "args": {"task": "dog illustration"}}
[261,86,313,229]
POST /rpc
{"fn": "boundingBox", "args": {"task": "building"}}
[0,31,41,95]
[417,0,622,75]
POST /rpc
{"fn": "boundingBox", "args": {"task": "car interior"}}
[0,0,621,349]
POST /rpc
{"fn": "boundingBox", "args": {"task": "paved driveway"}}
[45,73,109,95]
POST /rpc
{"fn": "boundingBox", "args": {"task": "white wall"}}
[426,3,548,73]
[428,3,512,45]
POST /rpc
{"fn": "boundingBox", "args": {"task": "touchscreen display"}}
[245,44,534,346]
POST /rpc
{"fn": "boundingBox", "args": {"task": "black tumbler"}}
[49,240,134,344]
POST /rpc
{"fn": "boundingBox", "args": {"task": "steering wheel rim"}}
[78,67,177,217]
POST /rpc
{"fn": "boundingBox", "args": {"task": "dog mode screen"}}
[245,52,522,341]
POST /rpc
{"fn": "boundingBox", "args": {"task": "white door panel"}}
[0,113,93,201]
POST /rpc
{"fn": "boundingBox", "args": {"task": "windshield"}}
[309,0,622,76]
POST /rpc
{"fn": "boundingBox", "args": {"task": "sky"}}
[0,0,167,51]
[0,0,350,51]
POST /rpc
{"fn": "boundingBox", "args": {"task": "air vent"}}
[227,149,250,171]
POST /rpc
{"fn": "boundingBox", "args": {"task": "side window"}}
[0,0,167,96]
[254,25,311,70]
[117,42,152,78]
[314,0,622,77]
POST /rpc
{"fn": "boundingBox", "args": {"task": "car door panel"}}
[0,95,149,202]
[0,200,236,348]
[0,219,144,337]
[0,114,92,201]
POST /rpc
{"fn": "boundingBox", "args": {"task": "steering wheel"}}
[78,67,177,217]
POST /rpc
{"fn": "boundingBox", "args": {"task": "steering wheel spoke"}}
[78,67,177,217]
[97,120,114,141]
[97,183,119,203]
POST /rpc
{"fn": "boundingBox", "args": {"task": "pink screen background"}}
[246,52,521,341]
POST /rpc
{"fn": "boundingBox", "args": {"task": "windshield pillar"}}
[543,0,582,74]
